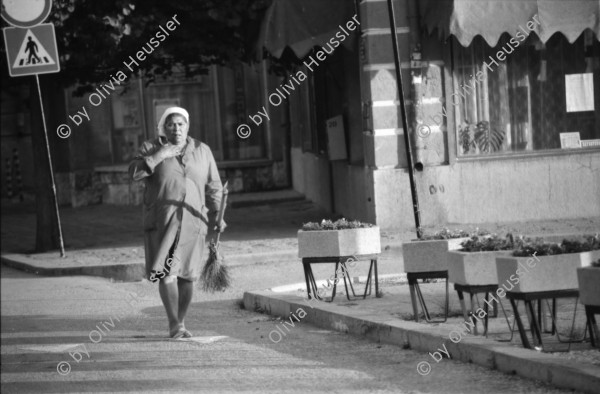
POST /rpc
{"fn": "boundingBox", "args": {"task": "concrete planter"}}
[402,238,469,273]
[496,250,600,293]
[577,266,600,306]
[448,250,513,286]
[297,227,381,258]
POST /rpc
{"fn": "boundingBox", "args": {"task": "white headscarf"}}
[157,106,189,136]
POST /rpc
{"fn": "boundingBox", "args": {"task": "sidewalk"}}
[244,275,600,393]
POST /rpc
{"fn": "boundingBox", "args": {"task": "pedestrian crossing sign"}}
[3,23,60,77]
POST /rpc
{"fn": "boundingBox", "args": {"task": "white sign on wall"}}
[560,132,581,149]
[326,115,347,161]
[565,73,594,112]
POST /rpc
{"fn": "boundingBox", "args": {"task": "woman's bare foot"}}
[169,324,185,338]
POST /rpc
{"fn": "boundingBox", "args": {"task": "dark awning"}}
[420,0,600,46]
[256,0,357,59]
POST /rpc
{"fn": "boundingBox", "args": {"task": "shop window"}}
[451,31,600,157]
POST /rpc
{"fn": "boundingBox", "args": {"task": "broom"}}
[200,181,231,292]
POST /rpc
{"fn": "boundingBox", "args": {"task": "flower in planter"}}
[418,227,489,241]
[301,218,374,231]
[512,234,600,257]
[459,233,520,252]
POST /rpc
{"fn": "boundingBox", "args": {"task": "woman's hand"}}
[215,219,227,233]
[156,144,182,161]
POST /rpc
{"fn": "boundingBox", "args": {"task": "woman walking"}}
[129,106,224,338]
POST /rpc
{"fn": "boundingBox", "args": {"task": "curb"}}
[243,290,600,394]
[0,254,145,282]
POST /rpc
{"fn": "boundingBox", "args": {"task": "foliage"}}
[459,121,505,154]
[512,234,600,257]
[301,218,374,231]
[1,0,271,94]
[419,227,489,241]
[460,234,519,252]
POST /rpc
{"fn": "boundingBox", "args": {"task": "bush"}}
[301,218,374,231]
[460,234,516,252]
[512,234,600,257]
[419,227,489,241]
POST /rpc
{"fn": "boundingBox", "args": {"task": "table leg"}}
[537,299,547,334]
[415,281,432,321]
[483,292,490,336]
[409,278,420,322]
[306,266,321,301]
[374,259,379,297]
[469,293,478,335]
[443,278,449,322]
[491,297,498,318]
[552,298,557,335]
[303,263,311,299]
[329,262,340,302]
[526,300,543,348]
[510,298,531,349]
[363,260,374,299]
[586,306,598,347]
[457,289,468,323]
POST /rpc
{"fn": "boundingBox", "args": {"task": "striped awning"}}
[420,0,600,46]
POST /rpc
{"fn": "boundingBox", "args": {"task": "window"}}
[216,63,268,161]
[451,31,600,157]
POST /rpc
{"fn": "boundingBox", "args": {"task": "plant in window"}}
[459,121,505,154]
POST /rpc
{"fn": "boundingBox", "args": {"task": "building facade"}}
[3,0,598,233]
[266,0,600,230]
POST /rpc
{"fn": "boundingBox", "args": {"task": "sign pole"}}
[35,74,65,257]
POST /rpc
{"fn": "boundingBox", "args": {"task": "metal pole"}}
[386,0,423,239]
[35,74,66,257]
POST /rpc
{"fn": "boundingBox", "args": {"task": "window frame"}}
[445,33,600,163]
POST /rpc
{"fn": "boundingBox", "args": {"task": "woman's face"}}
[165,114,189,145]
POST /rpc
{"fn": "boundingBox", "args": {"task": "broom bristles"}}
[200,241,231,292]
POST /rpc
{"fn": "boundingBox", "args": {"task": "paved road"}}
[1,264,575,394]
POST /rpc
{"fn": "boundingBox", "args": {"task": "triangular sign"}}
[12,29,56,68]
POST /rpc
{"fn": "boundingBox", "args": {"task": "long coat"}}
[129,136,222,281]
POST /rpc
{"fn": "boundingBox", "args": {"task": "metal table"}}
[407,271,448,323]
[506,289,582,350]
[454,284,501,336]
[302,254,379,302]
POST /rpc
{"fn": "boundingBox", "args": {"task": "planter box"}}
[448,250,513,286]
[496,250,600,293]
[577,267,600,306]
[403,238,469,273]
[297,227,381,258]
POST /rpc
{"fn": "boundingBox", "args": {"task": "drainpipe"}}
[386,0,423,238]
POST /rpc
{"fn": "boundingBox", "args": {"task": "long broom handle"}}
[214,181,229,244]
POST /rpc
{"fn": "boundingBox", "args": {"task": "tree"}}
[1,0,270,252]
[48,0,270,92]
